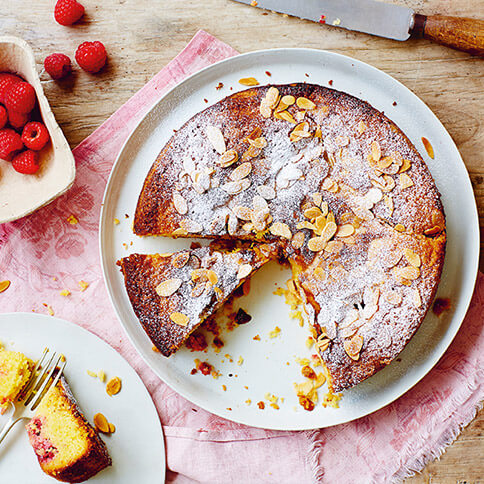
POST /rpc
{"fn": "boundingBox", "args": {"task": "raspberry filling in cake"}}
[27,417,59,463]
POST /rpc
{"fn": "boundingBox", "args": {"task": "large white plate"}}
[99,49,479,431]
[0,313,165,483]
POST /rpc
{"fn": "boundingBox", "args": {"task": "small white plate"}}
[0,313,165,483]
[99,48,479,431]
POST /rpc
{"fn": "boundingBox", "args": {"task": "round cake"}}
[128,83,446,392]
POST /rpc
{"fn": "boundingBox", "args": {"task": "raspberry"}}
[4,82,36,114]
[0,128,23,160]
[22,122,50,151]
[44,53,72,80]
[8,109,30,130]
[0,73,22,104]
[12,150,40,175]
[54,0,85,26]
[75,41,107,73]
[0,105,7,130]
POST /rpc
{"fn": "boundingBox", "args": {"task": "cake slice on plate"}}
[117,242,278,356]
[0,349,33,411]
[26,375,111,483]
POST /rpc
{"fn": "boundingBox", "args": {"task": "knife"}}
[232,0,484,57]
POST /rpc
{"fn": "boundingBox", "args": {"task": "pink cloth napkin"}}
[1,30,483,483]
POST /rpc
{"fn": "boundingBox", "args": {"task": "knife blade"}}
[232,0,415,41]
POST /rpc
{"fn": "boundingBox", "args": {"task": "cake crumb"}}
[237,356,244,366]
[98,370,106,382]
[67,215,78,225]
[270,403,279,410]
[43,304,54,316]
[245,399,252,405]
[78,280,89,292]
[60,289,71,297]
[269,326,281,338]
[87,370,98,378]
[0,280,11,293]
[257,401,265,409]
[253,334,260,341]
[114,218,120,225]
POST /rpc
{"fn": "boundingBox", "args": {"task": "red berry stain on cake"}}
[27,417,59,463]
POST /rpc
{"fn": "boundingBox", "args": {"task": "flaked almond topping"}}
[422,137,434,159]
[170,312,189,326]
[274,110,297,124]
[256,185,276,200]
[344,334,363,361]
[358,120,367,134]
[394,266,420,281]
[239,77,259,86]
[219,149,238,167]
[394,224,405,232]
[304,206,323,219]
[297,220,317,231]
[413,288,422,308]
[320,201,329,217]
[335,135,349,147]
[399,173,414,189]
[156,278,182,297]
[308,236,326,252]
[264,87,280,108]
[320,221,337,242]
[205,125,226,154]
[230,162,252,181]
[384,195,394,215]
[281,95,295,106]
[404,248,421,267]
[296,97,316,110]
[106,377,122,396]
[424,225,442,236]
[172,252,190,268]
[399,159,411,173]
[269,222,292,239]
[227,214,238,235]
[247,136,267,149]
[252,195,268,211]
[237,264,252,280]
[0,280,10,293]
[311,192,322,207]
[371,141,381,162]
[206,270,219,286]
[180,219,203,233]
[377,156,393,169]
[384,289,403,306]
[232,205,253,221]
[335,224,355,237]
[221,179,251,195]
[260,103,272,118]
[173,227,188,236]
[108,423,116,433]
[93,413,110,433]
[191,282,207,297]
[173,192,188,215]
[291,231,305,249]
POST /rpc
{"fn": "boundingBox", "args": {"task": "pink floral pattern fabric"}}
[0,31,482,483]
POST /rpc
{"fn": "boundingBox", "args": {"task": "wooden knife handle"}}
[412,14,484,56]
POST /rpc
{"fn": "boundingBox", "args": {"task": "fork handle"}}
[0,405,23,445]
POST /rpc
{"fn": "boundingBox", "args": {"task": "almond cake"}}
[121,83,446,392]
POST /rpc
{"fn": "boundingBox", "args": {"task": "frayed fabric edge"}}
[306,429,326,482]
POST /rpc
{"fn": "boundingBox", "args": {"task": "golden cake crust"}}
[130,83,446,391]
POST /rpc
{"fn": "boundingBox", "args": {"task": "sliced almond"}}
[311,193,322,207]
[308,237,326,252]
[344,334,364,361]
[93,413,110,433]
[269,222,292,239]
[230,162,252,181]
[424,225,442,236]
[335,135,349,147]
[413,288,422,308]
[384,289,403,306]
[173,192,188,215]
[0,281,10,293]
[106,376,122,396]
[404,248,421,267]
[256,185,276,200]
[237,264,252,280]
[248,136,268,149]
[239,77,259,86]
[358,120,367,134]
[172,252,190,269]
[274,110,297,124]
[291,231,305,249]
[296,97,316,110]
[206,125,226,154]
[384,195,394,215]
[219,149,239,168]
[394,224,405,232]
[297,220,317,231]
[320,221,337,242]
[227,213,238,235]
[304,207,323,219]
[336,224,355,238]
[191,282,207,298]
[264,87,280,108]
[399,173,414,189]
[232,205,253,221]
[394,266,420,281]
[156,278,182,297]
[260,103,272,118]
[179,219,202,233]
[170,312,189,327]
[281,95,295,106]
[206,270,219,286]
[173,227,188,236]
[399,159,411,173]
[371,141,381,162]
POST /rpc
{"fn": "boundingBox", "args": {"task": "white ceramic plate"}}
[99,49,479,431]
[0,313,165,483]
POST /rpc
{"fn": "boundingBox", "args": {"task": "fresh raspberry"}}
[22,122,50,151]
[12,150,40,175]
[0,128,23,160]
[44,53,72,80]
[0,73,22,104]
[54,0,85,26]
[4,82,36,114]
[0,105,7,129]
[75,41,107,73]
[8,109,30,130]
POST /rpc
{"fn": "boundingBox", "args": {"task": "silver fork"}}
[0,348,67,445]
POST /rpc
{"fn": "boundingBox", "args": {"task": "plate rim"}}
[99,47,480,431]
[0,311,166,483]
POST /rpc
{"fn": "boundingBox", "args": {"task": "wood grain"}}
[1,0,483,482]
[413,14,484,56]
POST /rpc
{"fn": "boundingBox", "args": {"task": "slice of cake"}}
[26,375,111,483]
[117,242,278,356]
[0,349,33,411]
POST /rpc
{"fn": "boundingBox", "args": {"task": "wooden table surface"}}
[3,0,483,481]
